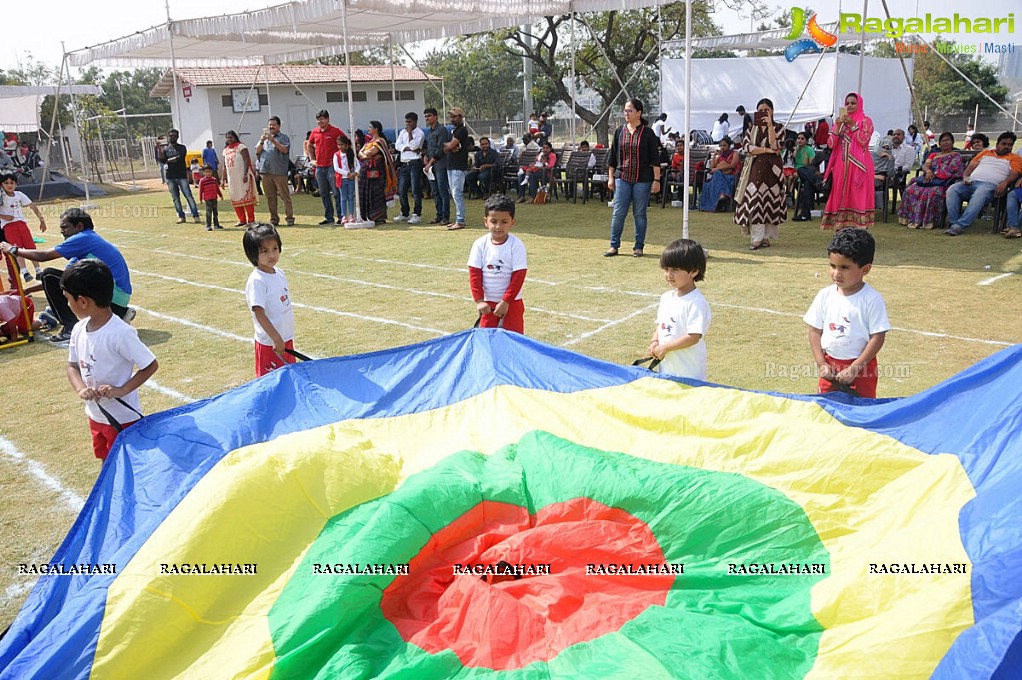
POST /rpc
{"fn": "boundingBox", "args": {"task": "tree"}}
[497,2,721,144]
[910,40,1008,122]
[419,36,560,121]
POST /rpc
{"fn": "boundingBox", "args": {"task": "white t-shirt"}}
[245,267,295,345]
[0,294,24,326]
[68,315,157,424]
[803,283,890,361]
[1,190,30,227]
[656,288,711,380]
[467,233,528,302]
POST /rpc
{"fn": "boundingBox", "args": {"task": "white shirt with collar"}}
[396,127,425,163]
[892,143,916,170]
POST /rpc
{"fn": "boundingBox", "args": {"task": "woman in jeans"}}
[605,98,662,257]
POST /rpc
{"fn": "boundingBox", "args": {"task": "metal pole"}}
[857,0,867,95]
[682,0,691,239]
[340,0,368,226]
[570,9,577,144]
[62,42,93,208]
[973,102,979,137]
[165,1,183,131]
[390,35,398,141]
[117,79,140,190]
[523,27,534,121]
[38,53,67,201]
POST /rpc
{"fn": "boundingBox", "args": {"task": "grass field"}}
[1,183,1020,630]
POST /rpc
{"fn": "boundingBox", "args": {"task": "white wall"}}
[171,83,428,154]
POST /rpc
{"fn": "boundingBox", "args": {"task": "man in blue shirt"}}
[202,140,219,179]
[0,208,133,342]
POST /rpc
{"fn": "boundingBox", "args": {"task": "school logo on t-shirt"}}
[486,259,506,273]
[828,315,850,336]
[660,317,676,335]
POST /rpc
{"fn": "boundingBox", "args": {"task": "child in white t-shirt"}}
[61,259,158,461]
[243,223,296,376]
[468,194,528,333]
[0,172,46,285]
[649,238,711,380]
[804,228,890,398]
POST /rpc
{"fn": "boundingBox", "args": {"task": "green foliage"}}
[292,49,390,66]
[911,39,1008,119]
[502,2,720,144]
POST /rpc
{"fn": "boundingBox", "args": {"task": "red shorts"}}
[0,292,34,334]
[255,339,295,377]
[783,167,796,177]
[89,417,139,460]
[817,355,879,398]
[478,299,525,334]
[2,220,35,284]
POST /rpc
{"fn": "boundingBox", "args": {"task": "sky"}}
[6,0,1014,75]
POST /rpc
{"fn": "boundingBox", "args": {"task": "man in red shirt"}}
[304,110,347,225]
[814,117,830,149]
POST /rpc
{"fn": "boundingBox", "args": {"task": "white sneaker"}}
[407,214,421,224]
[122,307,137,324]
[393,214,409,223]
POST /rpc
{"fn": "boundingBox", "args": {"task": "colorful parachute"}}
[1,330,1021,678]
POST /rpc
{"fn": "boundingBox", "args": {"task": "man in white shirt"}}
[890,129,917,172]
[394,112,426,224]
[945,131,1022,235]
[652,113,671,145]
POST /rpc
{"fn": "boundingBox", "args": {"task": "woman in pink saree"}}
[821,92,875,230]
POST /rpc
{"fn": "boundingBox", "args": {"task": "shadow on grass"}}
[136,329,174,347]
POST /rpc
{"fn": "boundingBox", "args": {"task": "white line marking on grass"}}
[127,247,616,323]
[133,305,251,342]
[132,271,446,335]
[887,327,1012,347]
[0,435,85,512]
[562,302,659,347]
[143,380,197,404]
[978,272,1014,286]
[315,251,560,285]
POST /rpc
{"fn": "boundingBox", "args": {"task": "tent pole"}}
[38,53,67,202]
[340,0,367,226]
[570,7,577,144]
[390,36,398,141]
[117,78,140,191]
[63,49,93,208]
[681,0,691,239]
[399,45,450,112]
[857,0,866,94]
[271,64,320,110]
[973,103,979,136]
[577,13,630,99]
[165,1,182,131]
[657,0,663,114]
[880,0,924,134]
[265,65,272,120]
[785,46,830,129]
[238,65,263,133]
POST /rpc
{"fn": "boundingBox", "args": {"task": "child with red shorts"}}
[62,259,158,460]
[468,194,527,333]
[804,228,889,398]
[0,172,46,285]
[243,223,296,376]
[0,290,36,341]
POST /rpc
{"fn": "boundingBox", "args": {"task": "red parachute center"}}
[380,497,674,670]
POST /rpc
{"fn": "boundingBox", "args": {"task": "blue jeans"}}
[946,180,997,230]
[168,178,198,218]
[338,181,355,218]
[609,180,653,250]
[1007,189,1022,229]
[448,168,467,224]
[431,166,450,222]
[316,166,339,221]
[398,160,423,217]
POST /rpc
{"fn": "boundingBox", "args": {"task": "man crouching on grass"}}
[62,259,158,461]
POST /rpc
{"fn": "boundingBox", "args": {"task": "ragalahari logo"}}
[784,7,838,62]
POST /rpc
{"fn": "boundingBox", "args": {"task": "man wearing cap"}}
[445,107,471,230]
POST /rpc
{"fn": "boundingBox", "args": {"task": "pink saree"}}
[821,92,875,230]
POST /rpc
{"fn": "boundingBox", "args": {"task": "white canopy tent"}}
[0,85,103,132]
[662,53,914,136]
[66,0,664,67]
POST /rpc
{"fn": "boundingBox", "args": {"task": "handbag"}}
[734,156,753,204]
